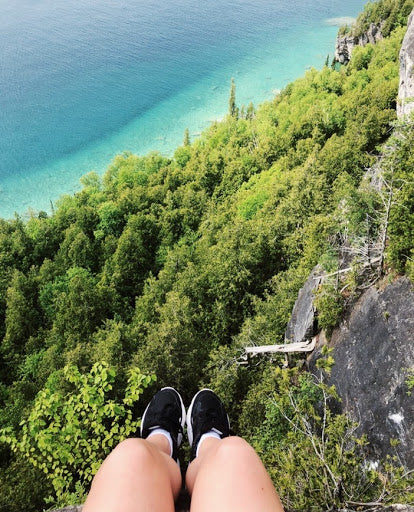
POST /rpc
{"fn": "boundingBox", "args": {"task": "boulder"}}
[398,9,414,118]
[312,277,414,468]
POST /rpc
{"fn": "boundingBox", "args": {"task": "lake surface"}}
[0,0,367,218]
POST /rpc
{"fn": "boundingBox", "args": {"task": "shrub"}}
[249,366,414,511]
[313,282,344,336]
[0,362,155,507]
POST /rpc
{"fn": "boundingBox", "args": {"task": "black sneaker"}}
[186,388,230,459]
[140,387,186,461]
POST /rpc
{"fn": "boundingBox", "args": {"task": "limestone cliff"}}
[284,266,322,344]
[311,277,414,468]
[335,22,384,64]
[398,10,414,117]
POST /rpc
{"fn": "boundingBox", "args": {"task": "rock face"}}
[284,266,323,343]
[335,22,383,64]
[317,277,414,468]
[398,10,414,118]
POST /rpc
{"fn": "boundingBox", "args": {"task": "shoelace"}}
[150,416,184,438]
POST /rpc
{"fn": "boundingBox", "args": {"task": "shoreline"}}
[0,5,366,220]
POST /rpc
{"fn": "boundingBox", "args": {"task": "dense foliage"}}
[247,351,414,511]
[340,0,414,36]
[0,363,155,505]
[0,1,413,509]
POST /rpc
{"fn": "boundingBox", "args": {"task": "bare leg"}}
[186,436,284,512]
[83,435,182,512]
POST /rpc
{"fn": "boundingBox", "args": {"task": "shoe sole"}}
[186,387,216,447]
[140,386,186,447]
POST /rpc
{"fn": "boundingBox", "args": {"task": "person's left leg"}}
[185,389,284,512]
[83,436,182,512]
[83,387,186,512]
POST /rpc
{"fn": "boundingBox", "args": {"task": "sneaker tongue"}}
[151,416,182,438]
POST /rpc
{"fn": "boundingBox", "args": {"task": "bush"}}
[249,366,414,511]
[0,362,155,507]
[313,282,344,336]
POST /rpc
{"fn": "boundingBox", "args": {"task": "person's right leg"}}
[83,436,182,512]
[83,387,186,512]
[185,389,284,512]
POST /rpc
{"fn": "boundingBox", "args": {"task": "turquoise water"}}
[0,0,367,219]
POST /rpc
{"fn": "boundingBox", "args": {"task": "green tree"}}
[183,128,190,146]
[39,267,112,347]
[1,269,41,377]
[229,78,238,118]
[108,213,159,301]
[57,225,97,270]
[133,291,210,401]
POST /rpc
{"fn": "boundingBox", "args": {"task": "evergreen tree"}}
[229,78,238,118]
[183,128,190,146]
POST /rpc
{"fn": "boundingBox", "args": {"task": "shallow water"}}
[0,0,366,218]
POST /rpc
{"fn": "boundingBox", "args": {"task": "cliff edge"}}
[398,9,414,117]
[310,277,414,469]
[335,22,383,64]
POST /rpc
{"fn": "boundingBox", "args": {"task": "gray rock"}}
[335,22,383,64]
[398,10,414,118]
[313,277,414,468]
[284,266,323,344]
[381,506,414,512]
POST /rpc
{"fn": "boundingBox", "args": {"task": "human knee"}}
[107,438,156,469]
[214,436,256,461]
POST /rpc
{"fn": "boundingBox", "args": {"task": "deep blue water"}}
[0,0,367,218]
